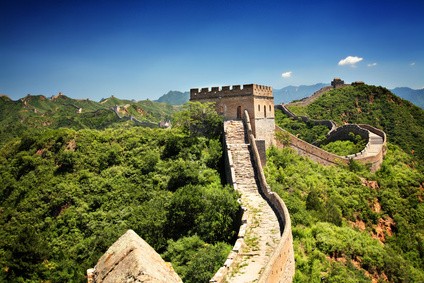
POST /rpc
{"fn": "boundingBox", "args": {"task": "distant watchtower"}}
[190,84,275,147]
[331,78,345,89]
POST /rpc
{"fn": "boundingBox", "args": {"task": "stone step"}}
[223,119,282,283]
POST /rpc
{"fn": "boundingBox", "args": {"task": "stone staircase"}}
[224,120,281,283]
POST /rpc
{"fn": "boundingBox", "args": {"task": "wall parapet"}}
[323,124,370,145]
[210,123,249,283]
[244,110,295,283]
[276,104,337,133]
[275,105,387,171]
[190,84,272,100]
[276,125,349,166]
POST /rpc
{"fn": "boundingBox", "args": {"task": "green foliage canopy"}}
[265,145,424,282]
[0,124,239,282]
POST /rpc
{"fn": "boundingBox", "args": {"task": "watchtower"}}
[190,84,275,147]
[331,78,345,89]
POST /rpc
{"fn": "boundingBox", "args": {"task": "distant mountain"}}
[390,87,424,108]
[0,93,175,146]
[156,90,189,105]
[273,83,328,104]
[156,85,328,106]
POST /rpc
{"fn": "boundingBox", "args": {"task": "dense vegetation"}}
[0,94,176,148]
[0,102,240,282]
[287,85,424,163]
[277,84,424,281]
[265,145,424,282]
[1,85,423,283]
[275,110,366,156]
[275,110,329,144]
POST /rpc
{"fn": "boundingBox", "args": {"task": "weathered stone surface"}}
[90,230,182,283]
[190,84,275,147]
[223,120,282,283]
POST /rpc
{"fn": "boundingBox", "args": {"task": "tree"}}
[172,101,223,139]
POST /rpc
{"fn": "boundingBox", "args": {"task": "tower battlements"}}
[190,84,272,100]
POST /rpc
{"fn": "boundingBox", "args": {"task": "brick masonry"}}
[190,84,275,148]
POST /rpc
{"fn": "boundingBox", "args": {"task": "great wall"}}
[87,79,386,282]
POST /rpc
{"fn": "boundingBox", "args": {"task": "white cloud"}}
[410,62,416,66]
[367,62,377,67]
[281,71,292,78]
[338,56,363,66]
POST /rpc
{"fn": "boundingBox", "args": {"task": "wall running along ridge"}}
[275,104,387,171]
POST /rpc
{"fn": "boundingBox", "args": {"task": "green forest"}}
[0,102,240,282]
[265,145,423,282]
[0,94,176,148]
[1,86,423,283]
[275,110,367,156]
[287,85,424,163]
[276,84,424,282]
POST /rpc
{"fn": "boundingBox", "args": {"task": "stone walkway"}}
[362,132,384,158]
[224,120,281,283]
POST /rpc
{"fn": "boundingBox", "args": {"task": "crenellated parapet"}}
[190,83,275,148]
[190,84,272,100]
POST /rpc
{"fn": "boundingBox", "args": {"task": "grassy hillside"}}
[279,84,424,281]
[0,94,176,147]
[287,85,424,163]
[266,145,423,282]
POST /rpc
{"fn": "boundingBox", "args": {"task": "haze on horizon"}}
[1,0,423,101]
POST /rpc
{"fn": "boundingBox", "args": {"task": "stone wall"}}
[288,86,333,107]
[190,84,275,147]
[276,104,336,133]
[244,111,295,283]
[275,103,386,171]
[210,122,250,283]
[190,84,273,100]
[322,124,369,145]
[276,125,349,166]
[358,124,387,151]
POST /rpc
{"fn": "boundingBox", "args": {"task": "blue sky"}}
[1,0,423,101]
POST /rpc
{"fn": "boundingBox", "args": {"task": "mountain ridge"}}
[0,93,176,146]
[152,85,423,109]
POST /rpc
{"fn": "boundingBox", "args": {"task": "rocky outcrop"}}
[87,230,182,283]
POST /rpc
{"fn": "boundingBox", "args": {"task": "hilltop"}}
[287,84,424,163]
[273,83,329,104]
[153,85,424,109]
[0,93,176,146]
[271,83,423,282]
[155,90,190,105]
